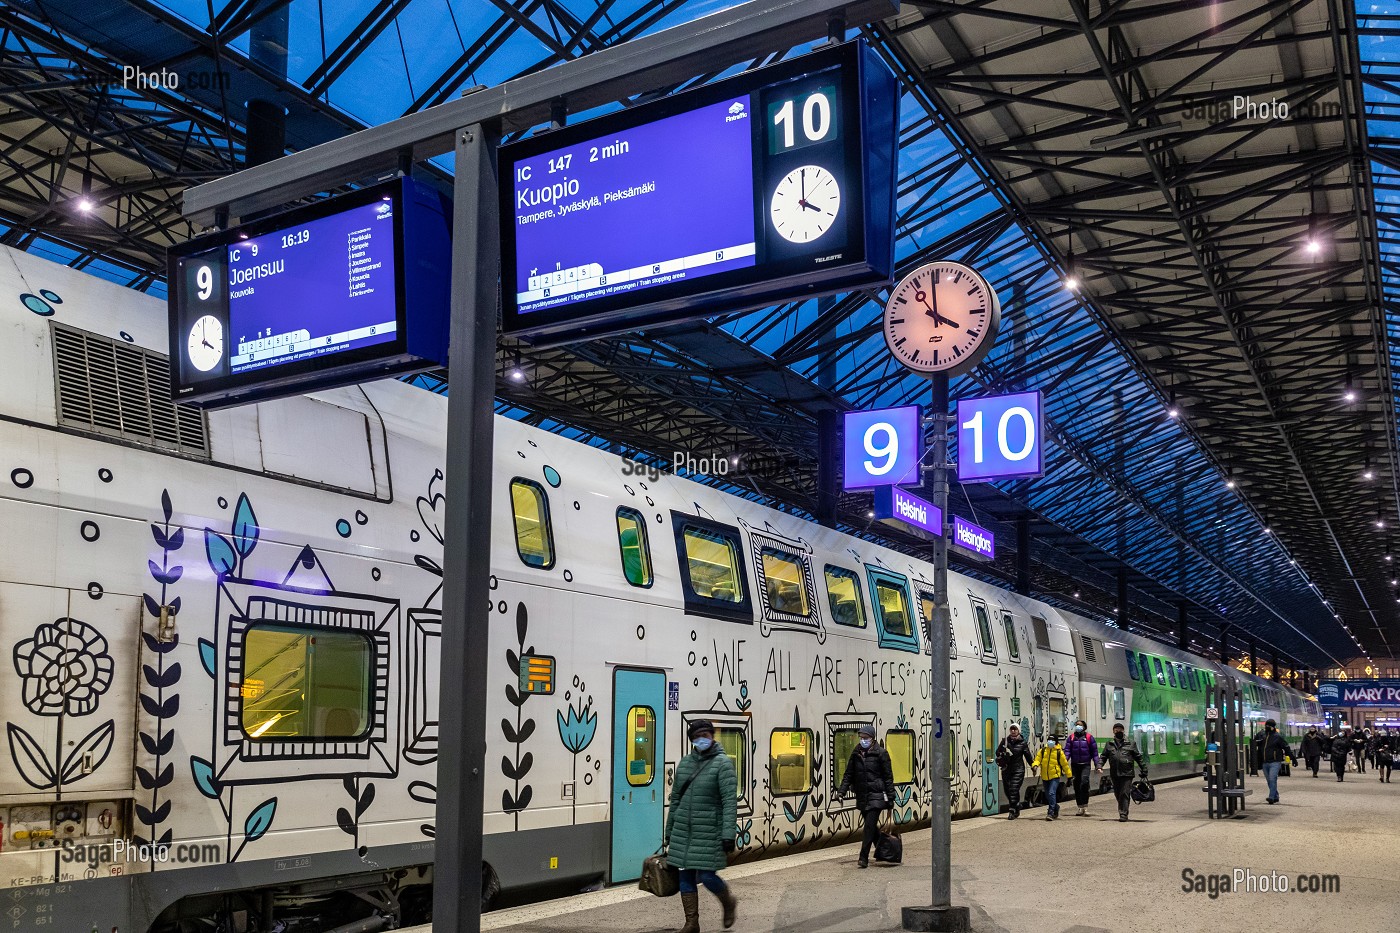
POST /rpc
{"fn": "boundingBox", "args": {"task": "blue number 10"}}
[962,407,1036,464]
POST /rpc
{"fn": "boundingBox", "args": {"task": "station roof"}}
[2,0,1395,671]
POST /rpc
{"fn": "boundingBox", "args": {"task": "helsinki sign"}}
[873,486,941,536]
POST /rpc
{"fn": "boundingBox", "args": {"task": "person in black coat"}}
[837,723,896,869]
[1375,728,1394,784]
[1299,729,1323,778]
[1330,728,1352,782]
[994,724,1033,820]
[1352,729,1368,773]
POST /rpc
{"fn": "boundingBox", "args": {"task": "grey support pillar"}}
[1116,568,1128,627]
[816,409,838,529]
[246,7,289,167]
[1015,516,1030,596]
[1177,603,1189,650]
[1250,640,1258,677]
[1219,625,1229,665]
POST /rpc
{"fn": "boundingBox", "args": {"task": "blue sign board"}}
[956,390,1044,482]
[1317,681,1400,707]
[843,405,922,490]
[873,486,942,536]
[951,516,995,560]
[498,41,899,343]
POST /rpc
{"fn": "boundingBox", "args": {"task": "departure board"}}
[499,40,899,344]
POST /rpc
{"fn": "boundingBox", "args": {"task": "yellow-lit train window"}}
[875,580,912,637]
[825,565,866,627]
[241,625,372,740]
[713,725,746,793]
[769,729,812,795]
[683,526,742,602]
[626,706,656,787]
[510,479,554,569]
[832,727,862,789]
[616,507,653,587]
[887,730,915,784]
[760,547,809,615]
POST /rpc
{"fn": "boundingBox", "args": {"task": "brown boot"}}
[679,891,700,933]
[716,885,738,929]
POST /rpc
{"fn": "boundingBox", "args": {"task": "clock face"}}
[187,314,224,373]
[769,165,841,243]
[883,261,1000,375]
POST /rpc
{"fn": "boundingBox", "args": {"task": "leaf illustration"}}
[407,781,437,804]
[517,718,536,743]
[151,524,169,549]
[60,720,114,783]
[517,751,534,778]
[191,757,221,799]
[136,766,156,789]
[502,790,517,811]
[140,730,175,757]
[199,639,216,677]
[159,828,173,845]
[506,649,520,672]
[168,596,181,616]
[343,776,358,797]
[139,694,163,717]
[244,798,277,842]
[232,493,259,557]
[143,663,181,689]
[420,824,435,838]
[501,755,518,781]
[336,807,356,836]
[204,529,237,576]
[782,800,798,823]
[151,564,183,585]
[154,762,175,788]
[414,554,444,577]
[516,603,528,645]
[6,724,55,790]
[134,800,171,827]
[502,718,518,743]
[157,694,179,718]
[161,489,172,521]
[356,782,376,817]
[167,527,184,550]
[143,594,162,619]
[516,785,533,810]
[505,684,522,707]
[135,804,153,826]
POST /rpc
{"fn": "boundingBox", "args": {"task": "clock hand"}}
[800,199,822,212]
[202,339,213,349]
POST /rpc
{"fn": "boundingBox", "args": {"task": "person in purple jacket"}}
[1065,719,1101,816]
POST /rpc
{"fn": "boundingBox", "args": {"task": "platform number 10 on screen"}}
[957,391,1044,482]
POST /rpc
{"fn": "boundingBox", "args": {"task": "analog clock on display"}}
[187,314,224,372]
[770,165,841,243]
[883,261,1000,376]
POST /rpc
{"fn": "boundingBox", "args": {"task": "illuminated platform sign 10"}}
[956,390,1044,482]
[167,177,451,409]
[843,405,922,491]
[498,40,899,344]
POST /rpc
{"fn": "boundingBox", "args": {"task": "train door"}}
[611,668,666,883]
[978,697,999,816]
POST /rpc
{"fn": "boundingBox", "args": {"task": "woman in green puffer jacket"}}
[665,719,739,933]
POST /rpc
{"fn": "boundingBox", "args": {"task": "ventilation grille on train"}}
[1080,635,1097,662]
[52,323,209,456]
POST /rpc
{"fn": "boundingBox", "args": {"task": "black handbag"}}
[873,813,903,864]
[639,853,679,897]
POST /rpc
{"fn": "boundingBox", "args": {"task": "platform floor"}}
[411,767,1400,932]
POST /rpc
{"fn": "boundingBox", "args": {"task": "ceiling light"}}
[76,197,94,212]
[1305,238,1320,255]
[1226,478,1237,489]
[1364,469,1375,480]
[509,368,525,382]
[866,510,874,518]
[1345,389,1357,403]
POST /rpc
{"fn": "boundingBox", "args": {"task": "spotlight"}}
[1364,469,1375,480]
[1226,478,1237,489]
[1167,406,1180,419]
[1305,238,1320,255]
[76,198,94,213]
[509,368,525,382]
[1345,389,1357,403]
[866,510,874,518]
[1063,272,1080,291]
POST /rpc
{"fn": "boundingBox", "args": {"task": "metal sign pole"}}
[904,372,969,932]
[432,122,501,933]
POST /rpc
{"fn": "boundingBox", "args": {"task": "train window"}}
[886,731,916,784]
[917,592,954,659]
[770,729,813,795]
[1125,650,1140,680]
[510,479,555,569]
[970,600,997,664]
[1100,684,1108,719]
[760,547,811,616]
[1153,657,1166,686]
[1047,697,1067,738]
[1166,663,1177,688]
[1032,616,1050,649]
[241,624,373,740]
[824,565,866,628]
[832,727,862,790]
[625,706,657,787]
[616,508,653,587]
[713,725,747,795]
[672,515,753,623]
[1002,612,1020,661]
[1033,695,1044,741]
[867,568,919,653]
[1113,687,1126,720]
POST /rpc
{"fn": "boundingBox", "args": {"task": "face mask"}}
[860,738,872,749]
[1047,739,1057,746]
[1075,725,1086,734]
[1113,732,1124,740]
[693,737,713,752]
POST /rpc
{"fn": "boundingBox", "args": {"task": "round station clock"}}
[187,314,224,372]
[883,261,1001,376]
[769,165,841,243]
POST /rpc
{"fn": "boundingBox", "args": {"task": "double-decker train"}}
[0,247,1320,931]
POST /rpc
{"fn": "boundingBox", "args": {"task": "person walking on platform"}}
[1249,719,1293,804]
[1352,728,1368,773]
[664,720,738,933]
[836,722,896,869]
[1101,722,1147,821]
[1031,734,1072,820]
[1375,728,1394,784]
[1300,728,1323,778]
[995,724,1033,819]
[1065,719,1101,816]
[1330,727,1351,782]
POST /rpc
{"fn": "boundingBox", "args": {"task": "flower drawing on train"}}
[558,700,598,754]
[13,618,114,717]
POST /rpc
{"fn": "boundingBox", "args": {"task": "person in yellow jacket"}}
[1031,735,1072,820]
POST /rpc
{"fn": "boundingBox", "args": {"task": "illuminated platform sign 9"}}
[167,177,451,408]
[956,391,1044,482]
[499,40,898,344]
[843,405,922,491]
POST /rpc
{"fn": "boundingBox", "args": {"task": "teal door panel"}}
[979,697,999,816]
[611,668,666,882]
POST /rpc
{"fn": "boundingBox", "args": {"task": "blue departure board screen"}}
[499,40,899,344]
[169,177,450,408]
